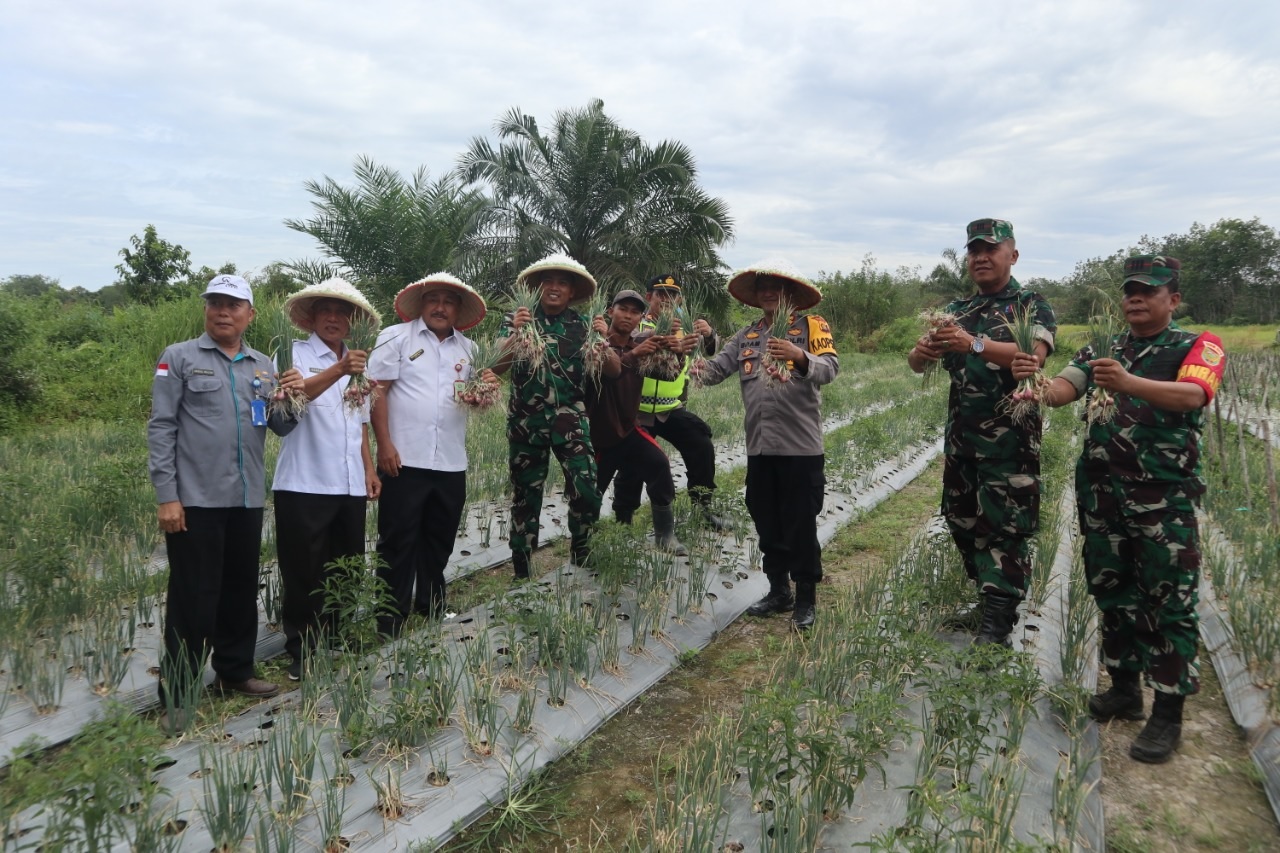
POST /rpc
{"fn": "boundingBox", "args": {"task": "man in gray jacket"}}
[696,261,838,630]
[148,274,302,731]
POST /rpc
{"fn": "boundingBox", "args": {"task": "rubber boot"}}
[1130,692,1184,764]
[973,591,1020,649]
[651,503,689,556]
[747,576,794,617]
[1089,667,1146,722]
[512,551,530,581]
[791,582,816,631]
[614,506,635,525]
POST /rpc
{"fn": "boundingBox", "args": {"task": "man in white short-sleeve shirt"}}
[368,272,487,636]
[273,278,381,679]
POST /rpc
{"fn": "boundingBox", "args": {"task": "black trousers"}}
[615,407,716,510]
[745,455,825,585]
[375,467,466,633]
[599,428,676,517]
[274,490,367,660]
[160,506,263,702]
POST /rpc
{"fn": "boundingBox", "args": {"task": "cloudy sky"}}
[2,1,1277,290]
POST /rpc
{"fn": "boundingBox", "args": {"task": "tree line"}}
[2,97,1277,431]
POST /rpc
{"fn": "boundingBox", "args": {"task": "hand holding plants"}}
[456,336,505,410]
[1088,358,1132,392]
[998,303,1047,425]
[1085,313,1124,424]
[762,294,797,387]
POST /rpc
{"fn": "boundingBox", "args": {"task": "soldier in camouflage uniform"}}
[1013,255,1225,764]
[490,254,620,579]
[909,219,1057,648]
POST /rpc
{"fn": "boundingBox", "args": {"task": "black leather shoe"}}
[1130,693,1184,763]
[1089,669,1145,721]
[791,603,816,631]
[746,589,794,617]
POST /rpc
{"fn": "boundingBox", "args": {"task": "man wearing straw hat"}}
[367,273,487,636]
[908,218,1056,650]
[273,278,381,680]
[695,261,839,630]
[489,254,620,579]
[148,274,304,729]
[1013,255,1225,763]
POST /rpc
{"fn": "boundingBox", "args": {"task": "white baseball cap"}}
[202,274,254,306]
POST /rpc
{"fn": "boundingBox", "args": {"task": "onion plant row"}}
[2,445,936,851]
[621,405,1099,851]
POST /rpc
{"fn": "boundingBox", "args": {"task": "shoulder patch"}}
[806,315,836,356]
[1176,331,1226,403]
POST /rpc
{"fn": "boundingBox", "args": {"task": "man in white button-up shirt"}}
[274,279,382,679]
[368,273,488,636]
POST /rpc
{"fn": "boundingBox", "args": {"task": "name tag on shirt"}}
[251,398,268,426]
[409,349,425,361]
[191,368,215,376]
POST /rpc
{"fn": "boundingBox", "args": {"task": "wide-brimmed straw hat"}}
[515,253,597,306]
[727,260,823,311]
[393,272,487,330]
[284,278,381,332]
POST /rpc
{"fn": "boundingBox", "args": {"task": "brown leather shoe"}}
[215,676,280,698]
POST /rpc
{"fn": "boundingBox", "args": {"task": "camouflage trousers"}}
[508,438,601,556]
[942,455,1040,597]
[1077,466,1201,696]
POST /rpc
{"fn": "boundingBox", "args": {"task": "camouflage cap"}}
[965,218,1015,245]
[1122,255,1181,288]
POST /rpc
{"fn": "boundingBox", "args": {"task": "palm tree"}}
[458,99,734,312]
[926,247,972,299]
[284,156,489,312]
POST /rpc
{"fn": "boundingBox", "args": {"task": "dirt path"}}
[443,464,1279,851]
[1096,664,1278,852]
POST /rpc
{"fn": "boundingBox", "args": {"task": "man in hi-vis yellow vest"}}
[613,274,728,530]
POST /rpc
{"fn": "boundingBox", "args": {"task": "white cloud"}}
[1,0,1278,288]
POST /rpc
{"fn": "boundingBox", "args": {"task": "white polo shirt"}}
[367,318,472,472]
[272,333,370,496]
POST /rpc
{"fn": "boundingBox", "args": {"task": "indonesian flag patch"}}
[155,362,169,377]
[1176,332,1225,402]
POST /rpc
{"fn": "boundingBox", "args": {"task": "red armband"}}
[1176,332,1225,402]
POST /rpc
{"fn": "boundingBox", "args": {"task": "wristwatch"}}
[969,335,986,354]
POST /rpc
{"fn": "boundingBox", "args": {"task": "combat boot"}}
[651,503,689,556]
[1130,692,1184,764]
[747,576,794,617]
[1088,667,1146,721]
[512,552,531,581]
[792,582,817,631]
[973,591,1020,649]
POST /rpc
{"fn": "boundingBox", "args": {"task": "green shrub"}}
[861,316,919,354]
